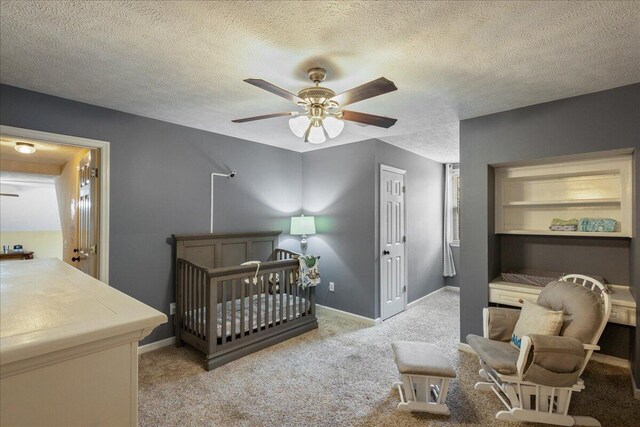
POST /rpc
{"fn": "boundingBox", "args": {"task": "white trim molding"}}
[632,371,640,400]
[590,353,630,369]
[0,125,111,284]
[407,287,447,309]
[316,304,381,326]
[138,336,176,355]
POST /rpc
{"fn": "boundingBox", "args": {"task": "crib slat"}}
[240,278,246,337]
[280,269,285,324]
[231,279,236,341]
[249,276,254,335]
[222,280,227,342]
[265,274,270,329]
[285,269,290,321]
[193,270,202,338]
[293,270,298,318]
[193,270,202,337]
[303,283,309,316]
[198,269,203,337]
[299,278,303,318]
[272,273,277,327]
[186,265,191,332]
[257,275,262,332]
[201,270,206,338]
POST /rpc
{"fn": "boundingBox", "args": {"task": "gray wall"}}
[0,84,303,344]
[302,140,377,317]
[459,84,639,378]
[374,141,445,316]
[302,139,445,319]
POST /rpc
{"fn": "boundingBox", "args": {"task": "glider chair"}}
[467,274,611,426]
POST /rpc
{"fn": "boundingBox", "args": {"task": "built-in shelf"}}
[497,230,629,238]
[495,155,633,238]
[503,198,621,207]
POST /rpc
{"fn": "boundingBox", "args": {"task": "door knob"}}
[71,256,80,262]
[73,248,79,253]
[383,250,390,255]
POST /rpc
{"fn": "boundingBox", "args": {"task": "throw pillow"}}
[511,300,564,349]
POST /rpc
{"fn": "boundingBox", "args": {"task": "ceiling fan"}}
[232,67,398,144]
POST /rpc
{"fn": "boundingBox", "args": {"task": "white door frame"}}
[0,125,111,284]
[379,164,408,321]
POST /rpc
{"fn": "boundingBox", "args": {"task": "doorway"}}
[380,164,407,320]
[0,125,110,283]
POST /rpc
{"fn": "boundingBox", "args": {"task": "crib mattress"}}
[184,293,310,338]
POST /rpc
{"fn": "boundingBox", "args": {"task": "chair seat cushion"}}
[467,334,520,375]
[392,342,456,378]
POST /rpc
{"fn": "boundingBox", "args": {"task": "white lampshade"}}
[290,215,316,235]
[322,116,344,138]
[289,115,310,137]
[307,124,326,144]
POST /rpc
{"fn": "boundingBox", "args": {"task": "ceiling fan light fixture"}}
[14,142,36,154]
[288,115,310,138]
[322,116,344,139]
[307,123,326,144]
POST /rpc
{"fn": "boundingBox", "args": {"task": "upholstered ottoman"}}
[391,342,456,415]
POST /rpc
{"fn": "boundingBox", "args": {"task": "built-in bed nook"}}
[173,231,318,371]
[490,151,636,358]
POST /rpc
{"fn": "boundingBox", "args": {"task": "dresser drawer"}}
[489,288,538,307]
[609,305,635,326]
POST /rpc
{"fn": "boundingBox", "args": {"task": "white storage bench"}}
[391,341,456,415]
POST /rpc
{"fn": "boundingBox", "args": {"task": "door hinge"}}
[402,236,406,243]
[90,245,97,255]
[91,168,99,178]
[402,185,406,193]
[403,285,407,293]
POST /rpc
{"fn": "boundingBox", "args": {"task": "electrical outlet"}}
[170,302,176,315]
[329,282,335,292]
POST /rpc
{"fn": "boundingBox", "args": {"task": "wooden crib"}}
[173,231,317,370]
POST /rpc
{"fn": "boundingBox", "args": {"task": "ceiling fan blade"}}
[341,110,397,128]
[232,112,296,123]
[330,77,397,107]
[244,79,303,103]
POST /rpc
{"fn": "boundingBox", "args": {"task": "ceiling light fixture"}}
[14,142,36,154]
[233,67,398,144]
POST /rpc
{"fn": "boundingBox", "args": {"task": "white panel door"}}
[380,165,406,320]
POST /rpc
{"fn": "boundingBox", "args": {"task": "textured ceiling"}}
[1,1,639,163]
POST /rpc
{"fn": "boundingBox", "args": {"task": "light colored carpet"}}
[139,290,639,426]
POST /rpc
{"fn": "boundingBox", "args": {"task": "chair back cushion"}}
[510,301,563,349]
[537,280,604,344]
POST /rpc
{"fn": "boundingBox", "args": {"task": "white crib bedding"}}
[184,293,310,338]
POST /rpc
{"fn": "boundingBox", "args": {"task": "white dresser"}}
[0,259,166,427]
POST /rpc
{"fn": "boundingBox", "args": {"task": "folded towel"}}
[549,225,577,231]
[550,218,579,226]
[578,218,617,232]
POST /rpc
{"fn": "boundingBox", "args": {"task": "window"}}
[451,168,460,245]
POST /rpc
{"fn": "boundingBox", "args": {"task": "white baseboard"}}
[591,352,630,368]
[138,336,176,355]
[407,287,447,309]
[632,370,640,400]
[316,304,380,326]
[406,285,459,310]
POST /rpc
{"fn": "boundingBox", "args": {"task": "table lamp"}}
[290,215,316,254]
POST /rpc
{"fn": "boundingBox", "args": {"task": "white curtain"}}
[443,163,457,277]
